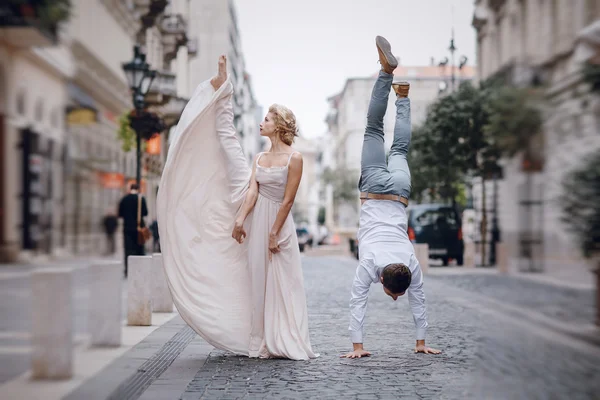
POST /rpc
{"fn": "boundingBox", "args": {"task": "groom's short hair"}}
[381,263,412,294]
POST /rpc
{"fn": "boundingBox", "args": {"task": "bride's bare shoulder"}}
[288,151,303,168]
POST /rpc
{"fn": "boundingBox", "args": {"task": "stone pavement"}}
[428,270,595,327]
[1,255,600,399]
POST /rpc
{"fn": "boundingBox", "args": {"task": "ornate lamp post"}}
[437,29,468,94]
[121,45,157,189]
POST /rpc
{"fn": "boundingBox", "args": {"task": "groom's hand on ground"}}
[414,340,441,354]
[341,343,371,359]
[341,349,372,359]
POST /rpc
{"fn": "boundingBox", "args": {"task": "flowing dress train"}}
[156,78,316,360]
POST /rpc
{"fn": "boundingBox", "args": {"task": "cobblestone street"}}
[2,256,599,399]
[176,256,600,399]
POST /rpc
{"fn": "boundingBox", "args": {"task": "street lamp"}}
[122,45,157,190]
[437,30,468,93]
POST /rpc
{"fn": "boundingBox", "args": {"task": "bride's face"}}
[259,112,277,137]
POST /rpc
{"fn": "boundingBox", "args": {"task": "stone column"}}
[127,255,153,326]
[496,242,509,274]
[0,121,21,263]
[31,268,73,380]
[414,244,430,275]
[89,260,122,346]
[151,253,173,313]
[464,242,476,268]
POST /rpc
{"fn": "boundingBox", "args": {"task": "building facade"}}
[472,0,600,277]
[0,3,74,262]
[185,0,261,162]
[0,0,192,262]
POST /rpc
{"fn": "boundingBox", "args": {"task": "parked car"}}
[407,204,464,266]
[296,227,313,252]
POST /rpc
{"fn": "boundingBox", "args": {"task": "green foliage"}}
[8,0,72,31]
[37,0,71,26]
[317,207,326,225]
[484,86,543,158]
[410,80,542,204]
[582,61,600,93]
[117,112,136,153]
[560,153,600,259]
[322,167,358,203]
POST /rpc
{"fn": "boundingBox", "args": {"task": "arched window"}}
[35,99,44,122]
[16,90,26,116]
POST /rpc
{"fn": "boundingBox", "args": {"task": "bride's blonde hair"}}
[268,104,298,146]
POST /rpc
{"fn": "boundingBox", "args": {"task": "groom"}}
[343,36,441,358]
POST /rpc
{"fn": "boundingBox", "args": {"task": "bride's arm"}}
[232,155,259,243]
[269,153,303,242]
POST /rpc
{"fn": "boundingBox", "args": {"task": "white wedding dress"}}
[156,77,317,360]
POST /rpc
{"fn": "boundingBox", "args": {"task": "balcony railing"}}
[146,70,177,106]
[0,1,69,47]
[160,14,188,65]
[160,13,186,36]
[159,96,188,127]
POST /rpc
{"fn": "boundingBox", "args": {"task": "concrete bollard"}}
[127,255,153,326]
[464,242,476,268]
[89,260,122,346]
[31,267,73,380]
[496,242,509,274]
[414,243,430,275]
[151,253,173,313]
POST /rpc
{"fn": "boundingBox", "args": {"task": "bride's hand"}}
[232,220,246,244]
[268,233,280,261]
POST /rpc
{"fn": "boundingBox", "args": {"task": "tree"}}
[410,79,542,265]
[317,206,326,226]
[321,167,359,203]
[560,153,600,326]
[583,61,600,93]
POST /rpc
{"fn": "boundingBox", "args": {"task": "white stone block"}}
[464,242,476,268]
[31,267,73,380]
[151,253,173,313]
[127,255,153,326]
[414,244,430,275]
[89,261,122,346]
[496,242,509,274]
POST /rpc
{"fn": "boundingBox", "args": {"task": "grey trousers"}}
[358,70,412,199]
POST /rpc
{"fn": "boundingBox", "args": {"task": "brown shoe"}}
[392,81,410,98]
[376,36,398,74]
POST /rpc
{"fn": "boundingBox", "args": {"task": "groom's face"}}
[383,286,405,301]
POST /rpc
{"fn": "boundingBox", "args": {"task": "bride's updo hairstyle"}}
[268,104,298,146]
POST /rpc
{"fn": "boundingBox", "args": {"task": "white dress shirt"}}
[349,200,428,343]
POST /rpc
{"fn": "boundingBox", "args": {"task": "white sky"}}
[235,0,477,139]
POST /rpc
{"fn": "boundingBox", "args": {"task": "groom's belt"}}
[360,192,409,207]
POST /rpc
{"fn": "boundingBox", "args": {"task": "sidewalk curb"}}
[63,316,191,400]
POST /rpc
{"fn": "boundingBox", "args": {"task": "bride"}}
[157,55,317,360]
